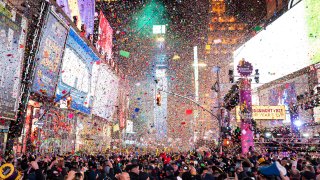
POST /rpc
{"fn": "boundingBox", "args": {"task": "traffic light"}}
[228,70,234,83]
[67,96,72,109]
[156,93,161,106]
[254,69,259,83]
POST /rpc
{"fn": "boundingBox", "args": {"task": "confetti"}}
[119,50,130,58]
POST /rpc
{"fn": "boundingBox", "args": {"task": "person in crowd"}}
[0,148,319,180]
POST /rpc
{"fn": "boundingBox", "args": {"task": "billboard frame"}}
[0,2,28,120]
[31,6,70,99]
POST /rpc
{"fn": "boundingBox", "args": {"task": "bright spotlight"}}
[302,133,310,138]
[265,132,272,138]
[294,120,303,127]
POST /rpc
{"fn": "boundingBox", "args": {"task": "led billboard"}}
[32,10,69,97]
[78,0,95,36]
[97,10,113,60]
[92,64,119,120]
[0,2,28,120]
[56,28,99,114]
[56,0,95,36]
[233,0,320,88]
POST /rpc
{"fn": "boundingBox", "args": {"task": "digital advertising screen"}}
[78,0,95,36]
[92,64,119,120]
[56,0,95,36]
[97,10,113,60]
[269,83,297,123]
[67,0,82,30]
[233,0,320,88]
[0,2,28,120]
[32,10,69,97]
[56,28,99,114]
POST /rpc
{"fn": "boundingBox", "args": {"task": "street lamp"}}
[293,120,303,127]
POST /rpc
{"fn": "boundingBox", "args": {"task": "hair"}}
[305,165,315,173]
[73,172,83,180]
[290,169,301,180]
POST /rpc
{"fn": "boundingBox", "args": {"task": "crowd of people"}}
[1,149,320,180]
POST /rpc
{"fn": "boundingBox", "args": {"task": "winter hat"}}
[258,161,287,177]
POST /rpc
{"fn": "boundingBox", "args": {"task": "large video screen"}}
[56,28,99,114]
[32,10,69,97]
[233,0,320,87]
[92,64,119,119]
[0,2,28,120]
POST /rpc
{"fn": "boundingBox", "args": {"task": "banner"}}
[236,105,286,121]
[97,10,113,60]
[32,10,69,97]
[56,28,99,114]
[0,2,28,120]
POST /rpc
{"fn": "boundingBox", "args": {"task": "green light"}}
[130,0,169,37]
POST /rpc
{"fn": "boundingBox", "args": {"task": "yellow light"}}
[205,45,211,50]
[193,63,207,67]
[156,37,165,42]
[172,54,180,60]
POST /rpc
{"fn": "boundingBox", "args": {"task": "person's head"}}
[131,164,140,175]
[290,169,300,180]
[57,158,65,168]
[119,172,130,180]
[73,172,83,180]
[304,165,315,173]
[301,170,316,180]
[190,166,197,175]
[317,164,320,173]
[171,163,178,171]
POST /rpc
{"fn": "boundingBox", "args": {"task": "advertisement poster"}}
[32,10,69,97]
[97,10,113,60]
[67,0,82,29]
[0,2,28,120]
[236,105,286,121]
[56,0,95,36]
[269,83,296,123]
[56,28,99,114]
[233,0,320,88]
[92,64,119,120]
[56,0,71,18]
[78,0,95,36]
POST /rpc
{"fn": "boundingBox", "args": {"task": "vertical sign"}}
[97,10,113,60]
[237,59,254,154]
